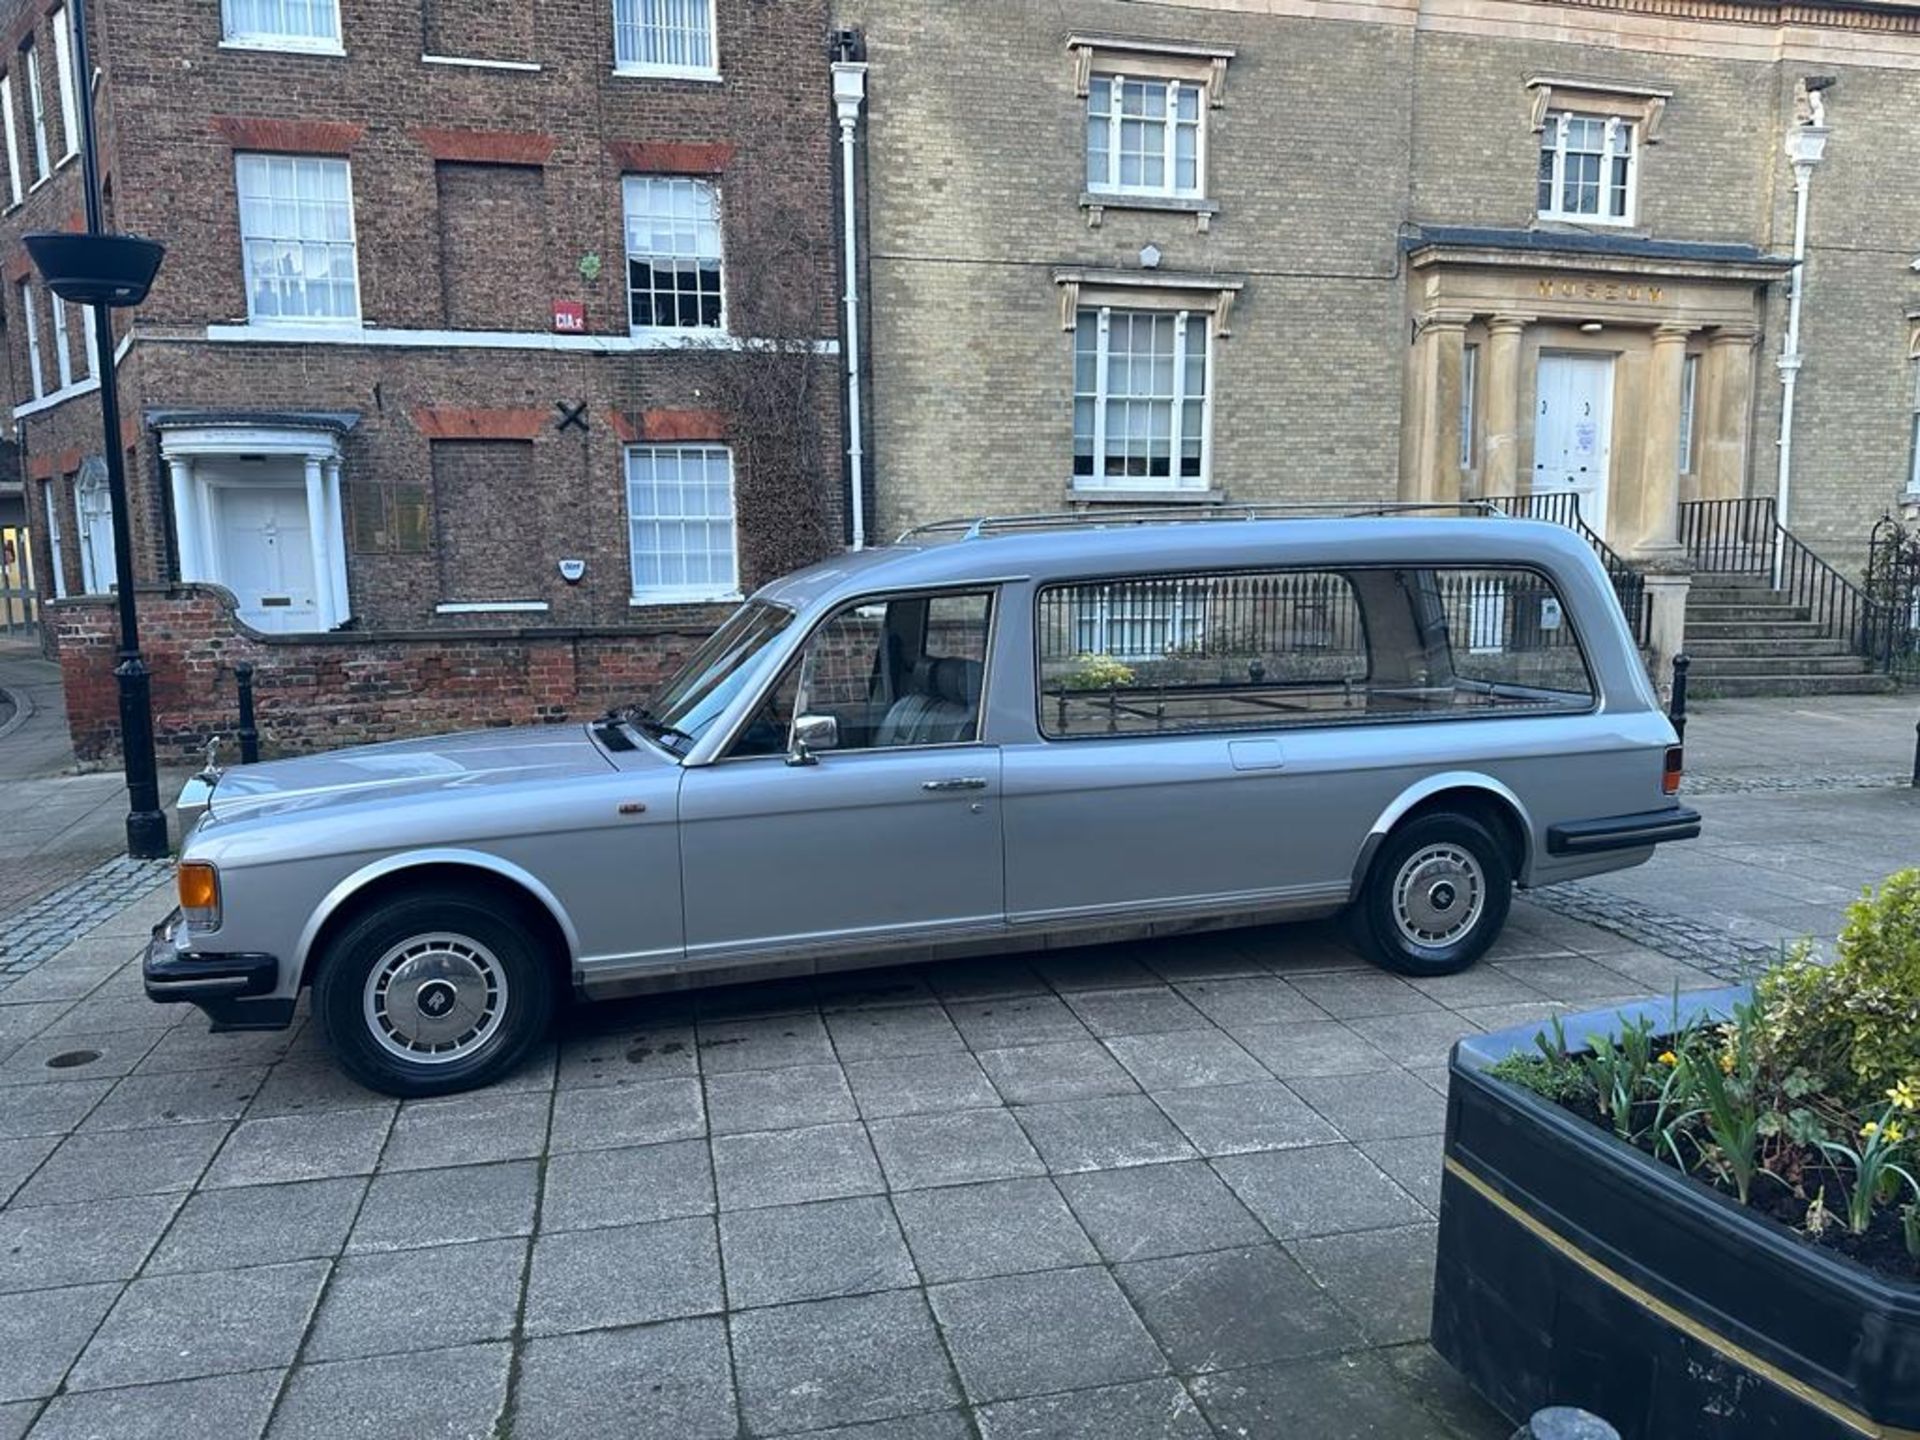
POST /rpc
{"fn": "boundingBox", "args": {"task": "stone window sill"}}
[1067,487,1226,506]
[1081,191,1220,233]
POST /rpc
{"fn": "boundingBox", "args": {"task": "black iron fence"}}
[1865,514,1920,684]
[1481,493,1649,647]
[1680,498,1897,670]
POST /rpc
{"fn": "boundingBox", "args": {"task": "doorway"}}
[1532,352,1615,536]
[215,482,317,633]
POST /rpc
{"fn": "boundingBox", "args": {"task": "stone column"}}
[1634,323,1693,562]
[167,457,200,581]
[1480,316,1529,501]
[1410,312,1472,503]
[1698,327,1757,502]
[323,457,350,625]
[303,456,337,630]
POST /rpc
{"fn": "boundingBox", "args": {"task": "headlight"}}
[178,862,221,930]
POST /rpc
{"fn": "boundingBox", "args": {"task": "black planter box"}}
[1434,989,1920,1440]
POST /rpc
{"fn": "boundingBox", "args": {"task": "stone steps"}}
[1682,568,1898,698]
[1681,636,1855,659]
[1690,672,1899,698]
[1687,653,1881,678]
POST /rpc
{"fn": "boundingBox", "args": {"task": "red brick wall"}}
[53,584,725,764]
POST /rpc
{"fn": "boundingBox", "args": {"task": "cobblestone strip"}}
[0,854,173,992]
[1683,772,1907,796]
[1524,881,1784,983]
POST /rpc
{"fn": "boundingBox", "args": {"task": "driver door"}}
[677,589,1006,964]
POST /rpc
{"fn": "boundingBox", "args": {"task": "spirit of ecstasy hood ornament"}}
[199,734,225,783]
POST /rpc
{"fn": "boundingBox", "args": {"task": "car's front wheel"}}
[1353,812,1513,977]
[314,888,554,1097]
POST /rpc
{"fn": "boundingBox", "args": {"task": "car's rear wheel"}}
[1354,812,1512,977]
[314,888,554,1097]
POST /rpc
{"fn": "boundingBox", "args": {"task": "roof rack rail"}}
[895,500,1504,544]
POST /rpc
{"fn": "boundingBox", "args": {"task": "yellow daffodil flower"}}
[1862,1121,1881,1141]
[1718,1052,1735,1076]
[1889,1078,1919,1112]
[1656,1051,1677,1068]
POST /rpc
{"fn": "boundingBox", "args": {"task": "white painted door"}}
[216,486,316,633]
[1532,352,1614,536]
[74,469,116,594]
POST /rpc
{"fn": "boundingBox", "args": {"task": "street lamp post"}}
[24,0,167,858]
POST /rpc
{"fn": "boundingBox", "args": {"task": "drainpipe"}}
[1774,84,1830,578]
[830,33,869,550]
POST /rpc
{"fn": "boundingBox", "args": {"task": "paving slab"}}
[510,1320,736,1440]
[380,1088,552,1170]
[0,1281,120,1402]
[548,1075,703,1151]
[890,1177,1097,1283]
[148,1176,367,1275]
[267,1343,510,1440]
[307,1236,527,1360]
[1116,1243,1361,1374]
[1013,1095,1197,1174]
[843,1051,999,1118]
[1290,1223,1441,1346]
[523,1218,721,1335]
[24,1370,281,1440]
[1189,1349,1460,1440]
[346,1160,538,1253]
[1057,1160,1268,1264]
[719,1195,917,1307]
[930,1266,1167,1404]
[713,1121,885,1209]
[66,1259,328,1391]
[975,1377,1212,1440]
[703,1063,857,1136]
[731,1290,960,1435]
[974,1039,1138,1105]
[868,1108,1046,1190]
[0,1192,182,1292]
[11,1119,227,1206]
[540,1139,714,1232]
[1152,1080,1342,1157]
[203,1106,393,1188]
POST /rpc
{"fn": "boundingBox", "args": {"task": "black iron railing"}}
[1865,514,1920,683]
[1482,493,1650,646]
[1680,498,1895,668]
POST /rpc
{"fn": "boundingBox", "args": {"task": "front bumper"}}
[1546,805,1703,857]
[144,909,295,1031]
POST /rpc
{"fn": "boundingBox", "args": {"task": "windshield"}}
[637,600,797,748]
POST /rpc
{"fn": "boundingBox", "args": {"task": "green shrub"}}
[1757,869,1920,1105]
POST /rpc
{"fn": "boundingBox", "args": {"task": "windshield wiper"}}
[605,705,695,749]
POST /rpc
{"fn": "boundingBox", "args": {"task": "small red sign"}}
[553,300,586,334]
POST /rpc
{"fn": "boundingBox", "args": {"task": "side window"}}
[1036,565,1592,738]
[1425,567,1594,703]
[731,591,994,757]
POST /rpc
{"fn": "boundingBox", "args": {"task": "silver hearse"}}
[147,509,1700,1095]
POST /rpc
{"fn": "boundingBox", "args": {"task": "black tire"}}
[1352,812,1513,977]
[314,887,555,1098]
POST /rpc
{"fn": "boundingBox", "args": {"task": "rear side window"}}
[1036,565,1592,738]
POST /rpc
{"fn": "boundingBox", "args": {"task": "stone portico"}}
[1399,230,1792,666]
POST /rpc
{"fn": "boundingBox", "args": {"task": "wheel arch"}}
[295,849,580,989]
[1350,773,1534,895]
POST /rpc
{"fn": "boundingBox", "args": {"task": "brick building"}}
[834,0,1920,684]
[3,0,846,760]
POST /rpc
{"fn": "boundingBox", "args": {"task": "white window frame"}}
[73,462,113,595]
[625,443,739,604]
[1460,342,1479,471]
[19,281,43,400]
[1074,580,1208,661]
[41,478,65,599]
[219,0,344,54]
[1537,111,1636,227]
[22,40,49,182]
[1085,73,1206,200]
[612,0,718,80]
[1908,362,1920,498]
[236,153,362,326]
[622,174,726,335]
[49,294,71,388]
[49,6,77,162]
[79,299,96,379]
[1677,353,1699,475]
[1073,305,1213,493]
[1,75,20,206]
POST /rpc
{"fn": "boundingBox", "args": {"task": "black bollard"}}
[1511,1407,1622,1440]
[1912,715,1919,790]
[1668,652,1690,743]
[235,662,260,765]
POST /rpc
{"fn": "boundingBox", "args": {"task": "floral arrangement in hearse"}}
[1491,867,1920,1280]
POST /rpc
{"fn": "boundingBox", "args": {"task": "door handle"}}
[923,777,988,792]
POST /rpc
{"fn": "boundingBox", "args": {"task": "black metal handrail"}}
[1865,514,1920,683]
[1481,492,1650,646]
[1680,498,1895,668]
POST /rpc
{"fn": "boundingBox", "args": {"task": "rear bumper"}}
[144,909,295,1032]
[1546,805,1702,857]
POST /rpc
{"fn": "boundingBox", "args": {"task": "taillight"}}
[178,862,221,929]
[1662,745,1684,796]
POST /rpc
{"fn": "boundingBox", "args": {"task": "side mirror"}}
[788,713,839,766]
